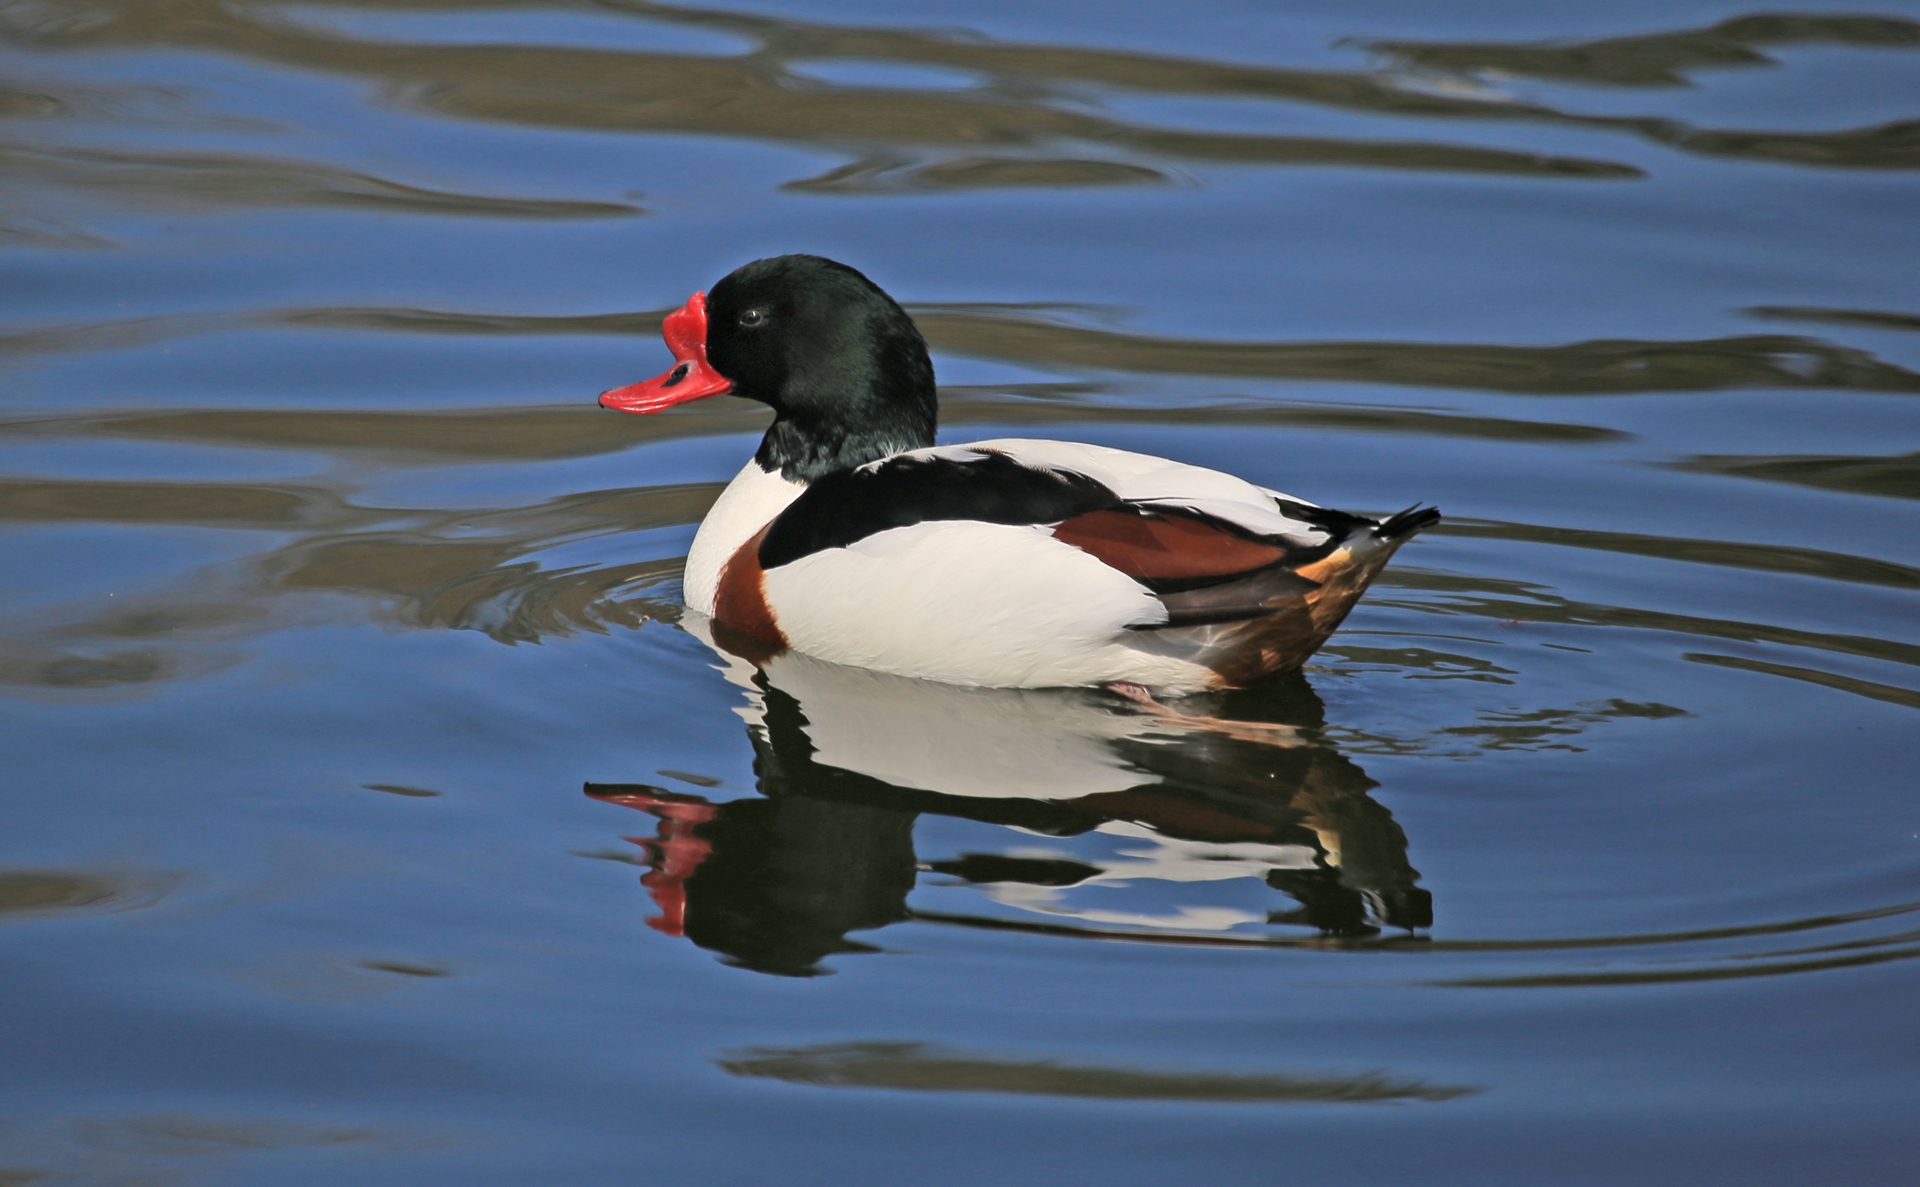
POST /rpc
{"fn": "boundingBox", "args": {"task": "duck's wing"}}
[954,438,1365,547]
[887,443,1382,633]
[760,439,1353,570]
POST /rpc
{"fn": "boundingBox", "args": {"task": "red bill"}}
[598,291,734,413]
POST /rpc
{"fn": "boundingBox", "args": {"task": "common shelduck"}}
[599,255,1438,693]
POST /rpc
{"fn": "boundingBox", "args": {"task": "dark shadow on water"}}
[717,1041,1477,1103]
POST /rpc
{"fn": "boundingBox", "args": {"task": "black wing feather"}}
[758,451,1121,570]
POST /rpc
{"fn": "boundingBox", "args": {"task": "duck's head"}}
[600,255,938,482]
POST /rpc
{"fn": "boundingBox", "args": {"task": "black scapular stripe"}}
[758,451,1123,570]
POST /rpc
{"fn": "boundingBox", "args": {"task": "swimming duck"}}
[599,254,1437,693]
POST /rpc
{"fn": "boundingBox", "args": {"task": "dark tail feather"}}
[1374,504,1441,540]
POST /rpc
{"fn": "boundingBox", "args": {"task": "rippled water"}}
[3,1,1917,1183]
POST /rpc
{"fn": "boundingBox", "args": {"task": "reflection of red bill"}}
[598,291,734,413]
[592,787,719,937]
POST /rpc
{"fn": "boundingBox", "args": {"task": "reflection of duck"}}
[588,640,1429,976]
[598,255,1436,692]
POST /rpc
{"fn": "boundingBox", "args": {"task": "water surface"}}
[2,2,1917,1184]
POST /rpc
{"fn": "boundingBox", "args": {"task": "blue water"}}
[2,1,1916,1182]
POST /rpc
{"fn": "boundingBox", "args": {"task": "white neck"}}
[683,459,808,615]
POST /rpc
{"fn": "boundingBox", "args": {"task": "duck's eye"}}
[738,307,768,329]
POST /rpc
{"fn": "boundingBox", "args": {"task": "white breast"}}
[682,460,806,616]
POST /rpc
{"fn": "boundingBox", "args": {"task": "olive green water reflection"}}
[7,1,1920,242]
[0,869,170,916]
[718,1042,1476,1102]
[9,302,1920,395]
